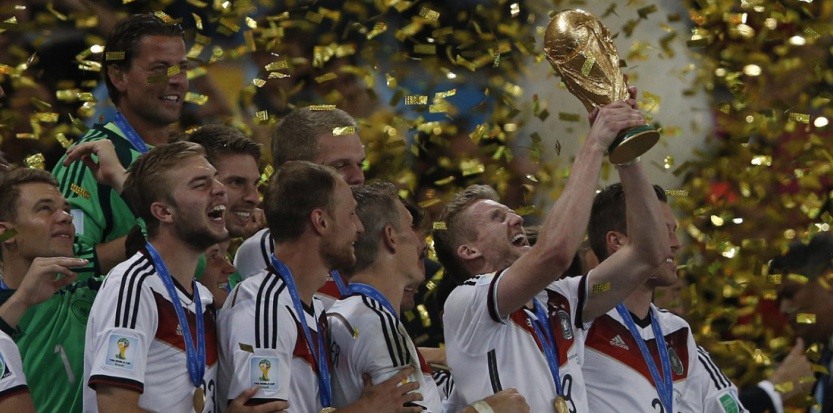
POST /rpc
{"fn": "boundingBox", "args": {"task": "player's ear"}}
[108,65,127,92]
[309,208,328,235]
[0,221,16,247]
[150,201,173,224]
[382,224,396,253]
[457,243,481,262]
[605,230,626,253]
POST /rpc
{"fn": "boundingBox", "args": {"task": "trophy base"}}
[608,124,660,165]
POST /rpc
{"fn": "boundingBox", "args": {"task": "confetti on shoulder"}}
[591,282,611,293]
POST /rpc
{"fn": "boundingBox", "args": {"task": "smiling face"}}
[213,153,260,238]
[4,182,75,260]
[314,132,366,186]
[392,202,425,311]
[111,35,188,128]
[164,156,229,251]
[202,240,234,307]
[320,179,364,271]
[459,199,530,273]
[650,202,681,287]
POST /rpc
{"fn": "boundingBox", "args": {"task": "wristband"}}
[471,400,494,413]
[617,156,641,167]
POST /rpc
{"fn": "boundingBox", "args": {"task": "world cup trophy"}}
[544,9,659,164]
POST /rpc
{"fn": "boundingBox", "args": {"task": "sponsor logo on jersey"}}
[669,346,685,375]
[105,333,137,370]
[251,356,280,390]
[0,350,12,380]
[609,335,629,350]
[557,310,573,340]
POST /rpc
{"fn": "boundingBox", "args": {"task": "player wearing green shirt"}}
[0,168,91,413]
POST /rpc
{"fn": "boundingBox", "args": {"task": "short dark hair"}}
[264,161,341,243]
[345,181,403,276]
[271,107,358,167]
[0,168,59,259]
[187,124,262,165]
[123,141,205,237]
[770,233,833,280]
[103,13,185,106]
[588,183,667,262]
[432,184,500,284]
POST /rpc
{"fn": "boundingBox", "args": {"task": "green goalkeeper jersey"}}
[0,278,100,413]
[52,122,145,279]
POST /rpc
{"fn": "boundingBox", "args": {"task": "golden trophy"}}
[544,9,659,164]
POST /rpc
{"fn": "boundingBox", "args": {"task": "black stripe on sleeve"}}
[114,257,153,328]
[487,349,503,393]
[486,271,506,323]
[575,274,589,328]
[362,296,408,367]
[259,231,273,268]
[88,374,144,393]
[697,346,730,389]
[270,283,285,349]
[255,273,280,349]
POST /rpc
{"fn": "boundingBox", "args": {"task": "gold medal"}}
[193,387,206,413]
[554,396,569,413]
[319,408,337,413]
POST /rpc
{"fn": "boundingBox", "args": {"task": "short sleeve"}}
[233,229,272,281]
[0,332,27,401]
[443,272,505,356]
[685,344,748,413]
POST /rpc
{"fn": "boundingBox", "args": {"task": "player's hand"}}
[64,140,128,193]
[480,388,529,413]
[355,367,423,413]
[770,338,815,402]
[225,386,288,413]
[17,257,85,306]
[586,101,645,151]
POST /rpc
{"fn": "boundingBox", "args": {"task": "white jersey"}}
[234,228,345,310]
[443,270,590,413]
[0,330,27,402]
[83,251,218,413]
[218,268,329,413]
[328,294,442,412]
[582,303,746,413]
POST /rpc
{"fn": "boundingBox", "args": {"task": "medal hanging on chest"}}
[193,387,206,413]
[554,395,569,413]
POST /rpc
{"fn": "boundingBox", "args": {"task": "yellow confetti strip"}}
[432,222,447,230]
[405,95,428,105]
[238,343,254,353]
[414,44,436,55]
[105,51,125,61]
[665,189,689,197]
[251,78,266,88]
[796,313,816,324]
[419,7,440,21]
[24,154,46,169]
[581,56,595,76]
[333,126,356,136]
[592,282,612,293]
[147,74,167,84]
[70,184,91,199]
[185,92,208,105]
[789,112,810,124]
[309,105,336,111]
[434,89,457,99]
[315,72,338,83]
[558,113,581,122]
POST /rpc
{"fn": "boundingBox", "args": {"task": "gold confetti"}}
[592,282,612,293]
[405,95,428,105]
[419,7,440,21]
[315,72,338,83]
[333,126,356,136]
[434,89,457,99]
[252,78,266,88]
[665,189,689,197]
[434,176,456,186]
[414,44,437,55]
[265,61,288,71]
[559,112,580,122]
[153,11,174,23]
[24,154,46,169]
[432,222,447,230]
[309,105,336,111]
[105,51,125,61]
[147,74,167,84]
[166,66,181,77]
[185,92,208,105]
[55,133,73,148]
[70,183,91,199]
[796,313,816,324]
[514,205,537,216]
[637,5,658,19]
[238,343,254,353]
[789,112,810,124]
[368,22,387,39]
[432,27,453,38]
[461,160,485,177]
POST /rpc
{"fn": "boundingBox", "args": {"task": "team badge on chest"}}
[668,346,684,375]
[556,310,573,340]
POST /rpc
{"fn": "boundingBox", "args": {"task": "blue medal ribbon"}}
[527,299,564,397]
[616,303,673,412]
[114,112,150,154]
[145,242,205,388]
[0,278,9,290]
[269,255,332,408]
[330,270,349,297]
[346,283,398,319]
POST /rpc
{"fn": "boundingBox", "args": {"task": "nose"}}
[509,212,524,227]
[354,214,365,235]
[222,259,235,276]
[57,209,73,225]
[669,229,681,252]
[243,182,259,204]
[168,67,187,87]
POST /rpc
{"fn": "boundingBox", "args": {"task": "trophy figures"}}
[544,9,659,164]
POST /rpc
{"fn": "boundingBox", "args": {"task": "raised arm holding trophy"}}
[545,9,660,164]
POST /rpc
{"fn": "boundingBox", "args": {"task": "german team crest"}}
[557,310,573,340]
[668,346,684,375]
